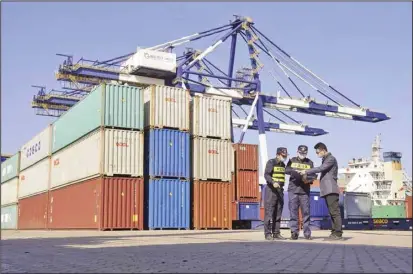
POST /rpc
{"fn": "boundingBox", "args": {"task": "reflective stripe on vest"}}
[291,162,311,170]
[272,166,285,183]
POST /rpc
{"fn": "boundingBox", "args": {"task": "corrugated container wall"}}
[406,195,412,218]
[238,202,260,220]
[146,129,190,178]
[1,153,20,183]
[343,192,372,219]
[1,204,18,229]
[1,178,18,206]
[233,144,259,171]
[234,170,259,201]
[191,95,232,139]
[193,181,232,230]
[52,83,144,153]
[18,157,50,199]
[372,205,407,218]
[147,179,190,229]
[51,128,144,189]
[20,125,51,171]
[18,192,49,229]
[309,191,330,218]
[144,85,190,130]
[49,177,144,230]
[192,137,233,181]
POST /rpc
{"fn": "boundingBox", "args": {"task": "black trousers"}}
[324,193,343,236]
[264,185,284,236]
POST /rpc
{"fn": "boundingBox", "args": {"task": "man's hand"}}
[272,182,280,188]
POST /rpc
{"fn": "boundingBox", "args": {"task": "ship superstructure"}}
[339,135,412,206]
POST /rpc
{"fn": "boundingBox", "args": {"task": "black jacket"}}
[264,158,286,191]
[285,157,315,194]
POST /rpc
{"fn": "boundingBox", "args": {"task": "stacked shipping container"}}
[144,85,191,229]
[191,94,233,230]
[232,144,260,221]
[1,153,20,229]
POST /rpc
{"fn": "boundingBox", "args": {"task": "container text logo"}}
[208,149,219,155]
[2,165,14,177]
[116,142,129,147]
[208,108,217,113]
[25,141,41,158]
[373,218,388,225]
[1,213,11,223]
[165,97,176,103]
[144,52,174,63]
[53,159,60,166]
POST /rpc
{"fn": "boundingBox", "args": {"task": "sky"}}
[2,2,412,175]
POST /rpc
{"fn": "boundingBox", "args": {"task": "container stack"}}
[232,144,260,222]
[191,94,233,230]
[44,83,145,230]
[144,85,191,230]
[1,153,20,230]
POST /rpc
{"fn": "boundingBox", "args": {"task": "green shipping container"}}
[52,83,144,153]
[1,203,17,229]
[372,205,407,218]
[1,153,20,183]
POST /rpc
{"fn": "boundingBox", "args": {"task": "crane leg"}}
[256,96,269,175]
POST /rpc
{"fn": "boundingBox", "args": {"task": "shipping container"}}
[20,125,52,171]
[1,204,18,229]
[18,192,48,229]
[309,191,330,218]
[191,94,232,139]
[233,144,259,171]
[238,202,260,220]
[343,192,372,219]
[1,152,20,183]
[51,128,144,189]
[147,179,190,229]
[192,137,233,181]
[234,170,259,201]
[260,207,264,221]
[49,177,144,230]
[232,201,238,221]
[372,218,412,230]
[18,157,50,199]
[343,218,373,230]
[146,129,190,178]
[406,195,412,218]
[52,83,144,153]
[1,178,18,206]
[372,205,407,218]
[144,85,190,131]
[193,180,232,229]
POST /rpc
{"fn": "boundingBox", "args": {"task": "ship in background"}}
[338,134,412,206]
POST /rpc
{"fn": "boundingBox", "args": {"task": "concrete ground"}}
[1,229,412,273]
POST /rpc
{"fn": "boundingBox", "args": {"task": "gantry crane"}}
[31,15,390,175]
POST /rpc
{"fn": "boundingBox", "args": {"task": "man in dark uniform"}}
[285,145,315,240]
[263,147,288,241]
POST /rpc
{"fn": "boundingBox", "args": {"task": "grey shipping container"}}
[1,203,18,229]
[343,192,372,219]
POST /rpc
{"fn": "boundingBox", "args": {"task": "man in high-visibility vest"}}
[286,145,316,240]
[263,147,288,240]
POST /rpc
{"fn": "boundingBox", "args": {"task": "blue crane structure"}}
[31,15,390,172]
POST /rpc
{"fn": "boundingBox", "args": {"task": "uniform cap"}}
[298,145,308,154]
[277,147,288,157]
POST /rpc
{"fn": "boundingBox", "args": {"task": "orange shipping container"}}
[233,143,259,171]
[235,170,260,201]
[232,201,238,221]
[48,177,144,230]
[406,195,412,218]
[260,207,264,221]
[193,181,232,229]
[18,192,49,230]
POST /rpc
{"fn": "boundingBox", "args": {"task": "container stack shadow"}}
[191,94,233,230]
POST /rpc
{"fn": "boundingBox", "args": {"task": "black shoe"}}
[290,233,299,240]
[304,235,312,240]
[325,234,343,241]
[265,235,274,241]
[273,234,286,240]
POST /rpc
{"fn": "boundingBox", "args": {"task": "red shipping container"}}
[235,170,260,201]
[18,192,49,230]
[193,181,232,230]
[406,195,412,218]
[260,207,264,221]
[48,177,144,230]
[232,201,238,221]
[233,143,259,171]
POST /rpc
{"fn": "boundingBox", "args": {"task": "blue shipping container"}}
[343,218,373,230]
[238,202,260,220]
[309,218,332,230]
[148,179,190,229]
[146,129,190,178]
[1,204,17,229]
[310,191,330,218]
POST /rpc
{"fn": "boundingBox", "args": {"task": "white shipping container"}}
[18,158,50,199]
[144,85,190,130]
[191,94,232,139]
[192,137,233,181]
[124,49,177,75]
[20,125,51,171]
[50,128,143,189]
[1,178,18,206]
